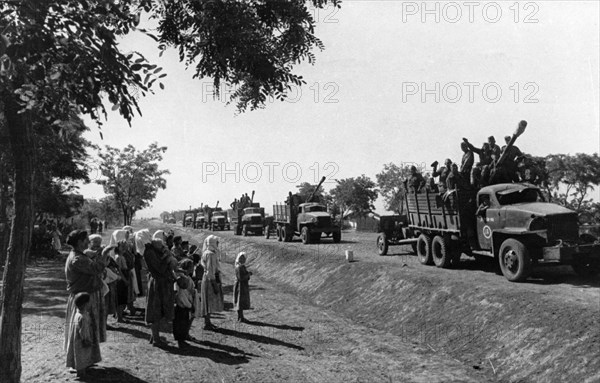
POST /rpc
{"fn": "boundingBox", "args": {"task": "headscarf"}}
[235,252,246,267]
[133,229,152,255]
[123,226,134,235]
[88,234,102,248]
[153,230,166,243]
[109,229,129,248]
[202,235,220,254]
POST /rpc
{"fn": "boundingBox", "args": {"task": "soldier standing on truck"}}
[407,166,426,193]
[500,135,523,181]
[230,199,238,209]
[459,142,474,180]
[488,136,501,160]
[431,159,452,193]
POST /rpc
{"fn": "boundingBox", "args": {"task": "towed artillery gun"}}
[377,120,600,282]
[273,176,341,244]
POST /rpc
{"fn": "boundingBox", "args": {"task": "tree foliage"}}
[97,142,169,225]
[375,163,412,214]
[330,175,378,218]
[545,153,600,216]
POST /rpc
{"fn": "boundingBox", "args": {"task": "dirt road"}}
[16,222,599,382]
[18,248,489,382]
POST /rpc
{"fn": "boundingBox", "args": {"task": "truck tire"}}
[417,234,433,265]
[333,230,341,243]
[301,227,311,244]
[377,233,388,256]
[243,225,248,237]
[265,227,270,239]
[432,235,452,268]
[498,238,532,282]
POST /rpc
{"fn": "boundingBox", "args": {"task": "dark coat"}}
[233,264,251,310]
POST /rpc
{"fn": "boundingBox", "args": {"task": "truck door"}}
[476,193,496,250]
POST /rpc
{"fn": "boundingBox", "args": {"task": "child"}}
[234,252,252,323]
[173,258,195,348]
[66,292,101,377]
[114,241,131,323]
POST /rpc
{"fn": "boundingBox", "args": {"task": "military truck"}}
[379,121,600,281]
[227,191,265,236]
[210,208,229,231]
[273,176,342,244]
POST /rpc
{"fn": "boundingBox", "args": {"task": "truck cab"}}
[296,202,341,244]
[474,183,599,280]
[211,211,229,231]
[241,206,264,236]
[195,214,206,229]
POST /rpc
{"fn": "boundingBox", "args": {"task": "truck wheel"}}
[285,226,294,242]
[499,238,532,282]
[571,262,600,278]
[333,230,341,243]
[432,235,452,268]
[265,227,270,239]
[377,233,388,256]
[243,225,248,237]
[417,234,433,265]
[301,227,311,244]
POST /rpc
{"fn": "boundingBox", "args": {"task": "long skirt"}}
[116,280,129,306]
[173,306,192,341]
[134,254,144,296]
[233,280,251,311]
[145,276,174,324]
[105,282,117,315]
[199,278,224,317]
[65,313,101,370]
[64,289,106,351]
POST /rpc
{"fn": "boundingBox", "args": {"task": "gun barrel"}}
[306,176,327,203]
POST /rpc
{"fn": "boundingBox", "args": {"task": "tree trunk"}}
[0,154,10,267]
[0,98,35,383]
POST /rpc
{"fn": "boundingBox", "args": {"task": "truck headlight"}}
[529,217,547,231]
[311,217,317,223]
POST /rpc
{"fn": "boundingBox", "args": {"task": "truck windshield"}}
[496,188,542,205]
[305,205,326,212]
[244,208,261,214]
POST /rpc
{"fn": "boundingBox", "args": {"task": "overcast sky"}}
[79,0,600,217]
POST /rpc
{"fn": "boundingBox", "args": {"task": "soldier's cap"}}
[504,135,511,141]
[488,136,495,141]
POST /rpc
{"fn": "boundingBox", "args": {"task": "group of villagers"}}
[63,226,252,377]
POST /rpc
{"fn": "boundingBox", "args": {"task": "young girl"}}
[66,292,100,377]
[233,252,252,323]
[173,259,195,348]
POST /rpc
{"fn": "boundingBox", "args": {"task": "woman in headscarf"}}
[233,252,252,322]
[199,235,224,330]
[144,230,178,346]
[64,230,108,370]
[110,229,137,316]
[133,229,152,297]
